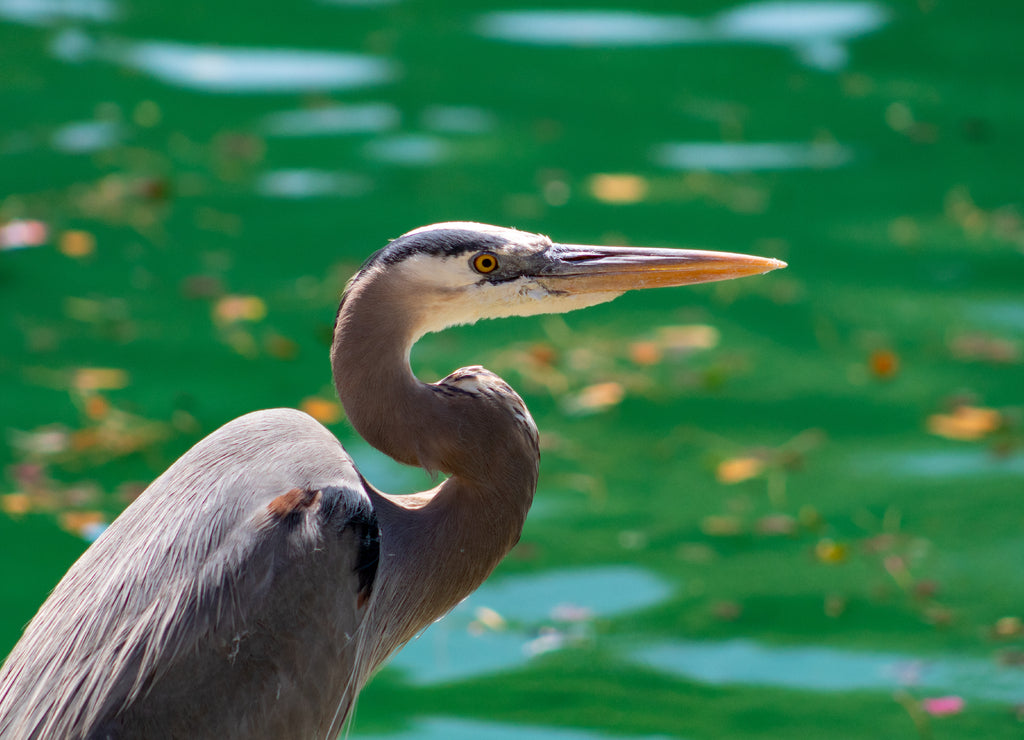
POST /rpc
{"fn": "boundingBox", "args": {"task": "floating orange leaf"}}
[628,341,662,366]
[301,397,342,424]
[716,456,765,484]
[869,349,899,379]
[926,405,1001,441]
[84,395,110,420]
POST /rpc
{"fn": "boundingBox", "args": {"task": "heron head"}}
[347,222,786,340]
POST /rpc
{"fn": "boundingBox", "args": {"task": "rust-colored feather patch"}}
[267,488,321,519]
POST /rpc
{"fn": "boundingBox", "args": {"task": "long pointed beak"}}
[536,243,787,294]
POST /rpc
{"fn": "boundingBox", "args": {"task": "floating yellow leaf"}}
[59,230,96,258]
[815,538,848,564]
[58,510,106,537]
[716,456,765,484]
[994,616,1023,638]
[72,367,129,391]
[301,397,342,424]
[588,173,649,204]
[214,295,267,323]
[926,405,1001,441]
[656,324,719,351]
[473,606,507,632]
[1,493,31,516]
[567,381,624,414]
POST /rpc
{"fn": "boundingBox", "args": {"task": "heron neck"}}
[331,276,538,664]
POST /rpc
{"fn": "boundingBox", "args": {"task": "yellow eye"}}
[472,252,499,274]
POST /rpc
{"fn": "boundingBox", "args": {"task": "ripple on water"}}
[390,566,671,685]
[635,639,1024,703]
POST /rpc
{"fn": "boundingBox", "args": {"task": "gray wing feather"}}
[0,408,376,740]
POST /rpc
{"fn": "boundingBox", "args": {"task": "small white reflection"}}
[0,0,115,26]
[355,718,675,740]
[363,134,450,166]
[477,11,705,47]
[713,1,887,42]
[51,120,120,153]
[261,103,400,137]
[652,141,853,171]
[50,32,397,93]
[636,639,1024,702]
[255,170,371,199]
[118,42,396,93]
[476,2,888,70]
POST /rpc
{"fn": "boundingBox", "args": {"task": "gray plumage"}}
[0,222,784,739]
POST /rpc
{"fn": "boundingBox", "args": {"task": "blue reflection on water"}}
[636,640,1024,702]
[354,718,677,740]
[972,299,1024,331]
[389,566,671,685]
[860,449,1024,479]
[652,141,853,171]
[476,2,887,70]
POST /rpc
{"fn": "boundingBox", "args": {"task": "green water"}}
[2,0,1023,737]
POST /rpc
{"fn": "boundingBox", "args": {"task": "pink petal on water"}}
[922,696,965,716]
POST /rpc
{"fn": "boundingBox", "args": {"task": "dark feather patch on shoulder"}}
[319,483,380,608]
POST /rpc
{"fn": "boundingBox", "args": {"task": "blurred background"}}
[1,0,1023,737]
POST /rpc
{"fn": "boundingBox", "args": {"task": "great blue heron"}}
[0,222,784,739]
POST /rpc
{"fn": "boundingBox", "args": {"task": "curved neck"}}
[330,274,539,659]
